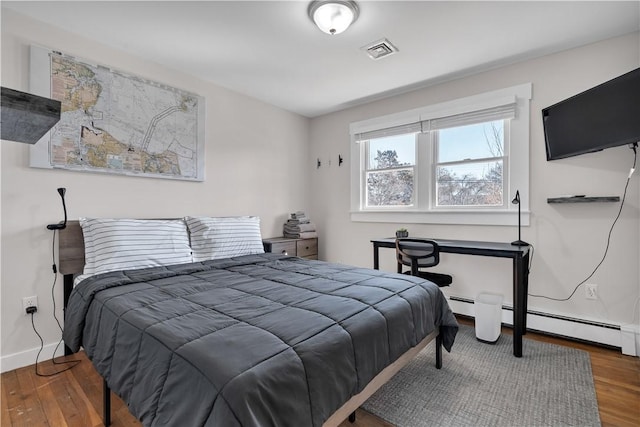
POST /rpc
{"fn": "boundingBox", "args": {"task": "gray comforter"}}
[63,254,458,427]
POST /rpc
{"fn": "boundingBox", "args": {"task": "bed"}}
[60,217,459,427]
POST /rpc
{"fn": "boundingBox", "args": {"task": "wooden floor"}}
[2,317,639,427]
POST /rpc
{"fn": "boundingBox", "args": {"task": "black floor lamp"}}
[511,190,529,246]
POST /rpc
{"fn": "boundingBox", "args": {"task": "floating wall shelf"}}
[547,196,620,204]
[1,87,61,144]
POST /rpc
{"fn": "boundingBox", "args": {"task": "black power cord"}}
[29,312,80,377]
[529,142,638,301]
[30,230,81,377]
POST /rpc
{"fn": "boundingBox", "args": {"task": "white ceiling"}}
[3,1,639,117]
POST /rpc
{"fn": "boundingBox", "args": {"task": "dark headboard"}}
[59,220,85,276]
[59,220,84,355]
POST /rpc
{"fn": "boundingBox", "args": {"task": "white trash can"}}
[474,292,503,343]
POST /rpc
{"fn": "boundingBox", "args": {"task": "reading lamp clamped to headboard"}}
[46,187,67,231]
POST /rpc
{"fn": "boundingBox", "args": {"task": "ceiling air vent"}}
[362,38,398,60]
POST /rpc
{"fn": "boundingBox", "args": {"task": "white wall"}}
[309,33,640,340]
[1,10,310,371]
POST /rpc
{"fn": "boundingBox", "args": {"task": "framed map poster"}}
[29,45,205,181]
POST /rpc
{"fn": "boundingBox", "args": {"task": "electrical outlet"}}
[22,295,38,314]
[585,284,598,300]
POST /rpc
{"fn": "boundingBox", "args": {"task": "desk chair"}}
[395,238,453,287]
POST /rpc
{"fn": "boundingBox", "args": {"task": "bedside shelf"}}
[547,196,620,204]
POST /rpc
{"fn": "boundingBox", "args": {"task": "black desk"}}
[371,238,530,357]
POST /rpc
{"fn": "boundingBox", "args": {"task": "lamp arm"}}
[59,188,67,227]
[46,187,67,230]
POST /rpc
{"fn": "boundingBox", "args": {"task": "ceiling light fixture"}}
[308,1,359,35]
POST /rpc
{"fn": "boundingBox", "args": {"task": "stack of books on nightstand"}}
[283,211,317,239]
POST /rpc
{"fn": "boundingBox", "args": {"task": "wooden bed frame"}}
[59,220,443,427]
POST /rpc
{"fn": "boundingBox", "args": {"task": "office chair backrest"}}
[396,238,441,276]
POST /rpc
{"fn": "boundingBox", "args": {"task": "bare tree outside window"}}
[367,149,414,206]
[436,120,505,207]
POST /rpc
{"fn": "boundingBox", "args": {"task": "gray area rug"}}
[362,325,601,427]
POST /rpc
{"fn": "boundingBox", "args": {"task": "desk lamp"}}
[511,190,528,246]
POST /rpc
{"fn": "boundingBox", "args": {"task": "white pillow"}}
[80,218,193,277]
[185,216,265,262]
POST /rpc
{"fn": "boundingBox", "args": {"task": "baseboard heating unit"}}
[447,296,639,356]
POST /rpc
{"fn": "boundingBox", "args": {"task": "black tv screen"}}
[542,68,640,161]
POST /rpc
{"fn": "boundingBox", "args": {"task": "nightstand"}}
[263,236,318,260]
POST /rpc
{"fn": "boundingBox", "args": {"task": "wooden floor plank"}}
[65,367,106,427]
[33,375,69,427]
[45,364,90,427]
[1,371,17,426]
[2,317,639,427]
[13,365,49,426]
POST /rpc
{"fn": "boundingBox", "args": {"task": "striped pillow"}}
[80,218,193,277]
[185,216,265,262]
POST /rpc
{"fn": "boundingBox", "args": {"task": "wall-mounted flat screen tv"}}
[542,68,640,161]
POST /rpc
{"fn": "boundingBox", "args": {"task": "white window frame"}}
[349,83,532,226]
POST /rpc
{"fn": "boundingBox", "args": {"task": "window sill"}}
[350,209,530,226]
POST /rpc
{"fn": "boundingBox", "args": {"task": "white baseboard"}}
[620,324,640,356]
[448,297,631,353]
[0,342,63,373]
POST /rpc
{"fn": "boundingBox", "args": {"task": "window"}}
[350,84,531,226]
[434,120,508,208]
[366,134,416,207]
